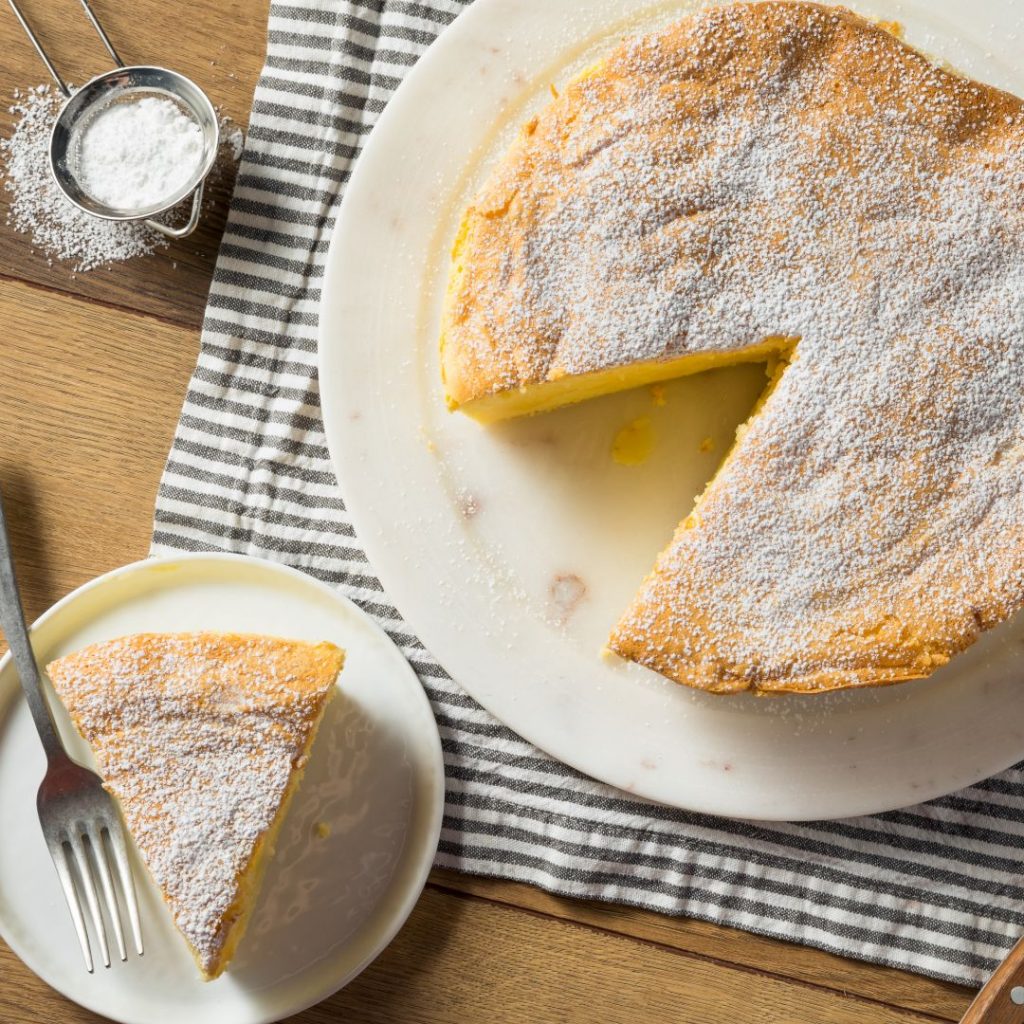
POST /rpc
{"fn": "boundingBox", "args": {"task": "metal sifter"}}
[8,0,219,239]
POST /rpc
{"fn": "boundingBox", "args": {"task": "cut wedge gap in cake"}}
[451,336,796,424]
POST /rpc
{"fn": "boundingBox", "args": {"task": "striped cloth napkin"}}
[152,0,1024,987]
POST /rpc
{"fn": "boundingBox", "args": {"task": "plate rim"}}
[0,550,445,1024]
[318,0,1024,821]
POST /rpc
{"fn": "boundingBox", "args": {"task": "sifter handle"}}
[78,0,123,67]
[6,0,70,97]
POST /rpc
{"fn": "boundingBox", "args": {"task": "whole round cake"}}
[440,1,1024,694]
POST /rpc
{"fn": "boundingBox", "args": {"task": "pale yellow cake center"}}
[453,337,794,424]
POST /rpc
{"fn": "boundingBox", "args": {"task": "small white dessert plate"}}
[319,0,1024,820]
[0,553,444,1024]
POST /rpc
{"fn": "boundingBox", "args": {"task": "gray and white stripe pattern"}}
[152,0,1024,987]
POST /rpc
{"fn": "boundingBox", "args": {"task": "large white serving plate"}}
[0,554,444,1024]
[319,0,1024,820]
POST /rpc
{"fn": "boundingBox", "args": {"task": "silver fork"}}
[0,486,143,971]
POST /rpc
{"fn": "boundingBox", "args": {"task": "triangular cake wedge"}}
[47,632,344,979]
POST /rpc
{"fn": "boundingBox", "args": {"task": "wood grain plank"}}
[0,278,197,612]
[429,869,975,1022]
[0,0,268,329]
[319,888,959,1024]
[0,888,956,1024]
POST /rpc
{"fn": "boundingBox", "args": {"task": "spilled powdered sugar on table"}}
[1,83,244,270]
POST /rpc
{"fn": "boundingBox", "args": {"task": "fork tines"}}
[44,810,143,972]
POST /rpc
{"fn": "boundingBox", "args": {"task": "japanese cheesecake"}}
[440,2,1024,693]
[48,632,343,978]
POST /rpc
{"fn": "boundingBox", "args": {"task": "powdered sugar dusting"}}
[447,2,1024,691]
[1,85,246,271]
[224,125,244,161]
[2,85,166,269]
[75,96,205,210]
[47,633,340,973]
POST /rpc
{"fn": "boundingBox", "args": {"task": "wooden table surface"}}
[0,1,987,1021]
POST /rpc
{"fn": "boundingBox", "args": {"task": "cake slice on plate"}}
[47,632,344,979]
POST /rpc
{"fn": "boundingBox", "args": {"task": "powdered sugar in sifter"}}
[8,0,219,238]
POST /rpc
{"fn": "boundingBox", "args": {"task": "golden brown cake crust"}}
[47,632,343,975]
[442,2,1024,693]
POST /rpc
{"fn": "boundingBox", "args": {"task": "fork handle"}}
[0,486,65,761]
